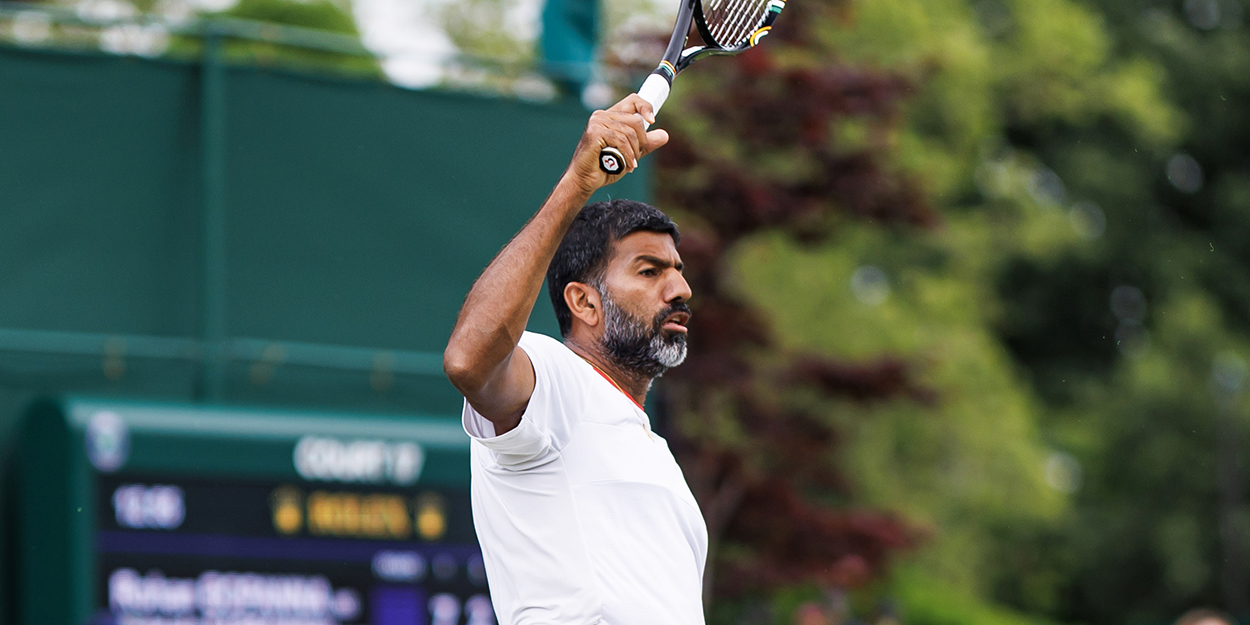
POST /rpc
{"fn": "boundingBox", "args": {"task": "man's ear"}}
[565,282,602,329]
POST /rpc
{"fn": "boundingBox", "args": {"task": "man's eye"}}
[641,269,657,276]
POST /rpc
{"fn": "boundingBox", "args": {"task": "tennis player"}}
[443,93,707,625]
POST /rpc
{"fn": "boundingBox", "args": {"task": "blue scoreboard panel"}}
[18,398,491,625]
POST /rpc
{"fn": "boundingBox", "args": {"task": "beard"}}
[597,289,689,380]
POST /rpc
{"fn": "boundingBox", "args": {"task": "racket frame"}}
[597,0,786,175]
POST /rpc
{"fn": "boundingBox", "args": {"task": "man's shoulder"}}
[515,332,587,380]
[519,331,572,357]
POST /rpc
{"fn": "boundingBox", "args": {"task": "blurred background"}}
[0,0,1247,623]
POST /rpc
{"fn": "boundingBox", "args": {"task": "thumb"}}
[644,128,670,154]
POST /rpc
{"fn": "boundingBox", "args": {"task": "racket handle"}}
[598,73,674,175]
[637,73,671,114]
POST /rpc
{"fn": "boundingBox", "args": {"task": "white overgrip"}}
[636,73,672,127]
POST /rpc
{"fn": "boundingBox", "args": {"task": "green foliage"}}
[729,203,1075,609]
[892,566,1068,625]
[1032,291,1250,622]
[217,0,378,76]
[977,0,1250,619]
[438,0,535,67]
[679,0,1183,616]
[224,0,357,33]
[163,0,379,78]
[659,0,1232,618]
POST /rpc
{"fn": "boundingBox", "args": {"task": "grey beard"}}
[597,288,687,380]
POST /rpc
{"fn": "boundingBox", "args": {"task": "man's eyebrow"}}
[633,254,684,271]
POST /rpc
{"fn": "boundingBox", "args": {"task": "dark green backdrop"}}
[0,44,650,624]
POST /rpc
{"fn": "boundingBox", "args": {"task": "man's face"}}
[595,230,692,378]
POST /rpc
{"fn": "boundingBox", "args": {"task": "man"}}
[443,94,706,625]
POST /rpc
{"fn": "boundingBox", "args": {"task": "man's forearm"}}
[443,175,592,394]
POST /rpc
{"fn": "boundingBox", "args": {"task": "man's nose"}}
[667,271,692,303]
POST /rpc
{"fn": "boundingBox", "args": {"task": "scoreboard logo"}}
[293,436,424,485]
[86,410,129,473]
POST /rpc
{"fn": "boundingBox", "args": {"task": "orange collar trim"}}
[584,360,646,412]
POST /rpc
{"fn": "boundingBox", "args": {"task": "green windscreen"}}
[0,44,653,625]
[0,46,650,353]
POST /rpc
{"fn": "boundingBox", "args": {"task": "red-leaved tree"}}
[619,0,946,603]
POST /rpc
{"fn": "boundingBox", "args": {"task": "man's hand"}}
[564,94,671,196]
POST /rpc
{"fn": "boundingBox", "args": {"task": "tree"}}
[193,0,380,78]
[638,0,1182,620]
[982,0,1250,621]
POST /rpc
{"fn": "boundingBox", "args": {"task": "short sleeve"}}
[461,332,588,469]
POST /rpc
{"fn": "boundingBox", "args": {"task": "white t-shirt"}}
[462,331,708,625]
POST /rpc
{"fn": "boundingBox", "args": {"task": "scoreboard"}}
[18,398,490,625]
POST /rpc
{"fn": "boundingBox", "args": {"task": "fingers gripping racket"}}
[598,0,788,175]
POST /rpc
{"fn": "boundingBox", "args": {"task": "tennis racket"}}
[598,0,787,175]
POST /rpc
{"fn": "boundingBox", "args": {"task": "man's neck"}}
[565,337,651,408]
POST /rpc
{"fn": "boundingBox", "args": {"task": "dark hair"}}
[547,199,680,336]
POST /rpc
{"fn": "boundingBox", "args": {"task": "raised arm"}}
[443,94,668,434]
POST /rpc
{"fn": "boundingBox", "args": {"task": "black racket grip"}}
[599,147,626,175]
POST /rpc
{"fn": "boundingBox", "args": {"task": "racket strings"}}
[718,0,755,44]
[704,0,748,46]
[702,0,770,48]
